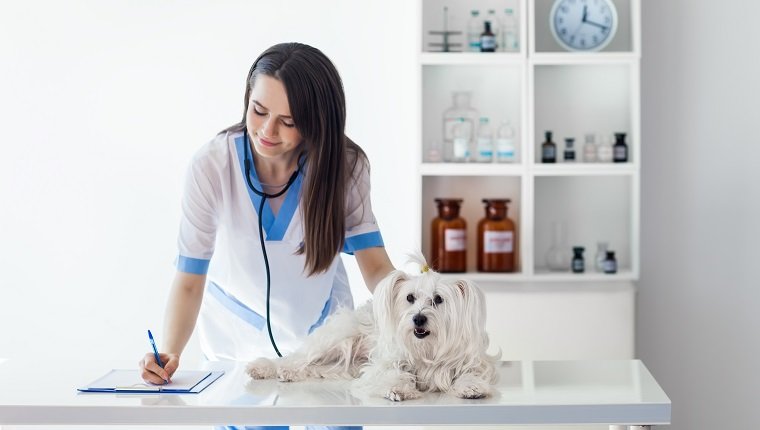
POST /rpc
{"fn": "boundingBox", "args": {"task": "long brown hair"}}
[223,43,366,276]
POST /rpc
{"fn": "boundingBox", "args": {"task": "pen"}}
[147,330,169,383]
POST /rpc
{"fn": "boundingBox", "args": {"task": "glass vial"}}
[431,198,467,273]
[477,199,516,272]
[480,21,496,52]
[545,221,569,271]
[475,117,494,162]
[500,8,519,52]
[541,130,557,163]
[467,10,482,52]
[495,121,517,162]
[613,132,628,163]
[603,250,618,274]
[564,137,576,162]
[595,241,609,272]
[571,246,585,273]
[597,134,613,162]
[583,133,597,162]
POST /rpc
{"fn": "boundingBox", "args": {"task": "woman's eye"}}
[253,107,267,116]
[281,120,295,128]
[434,295,443,305]
[406,294,415,303]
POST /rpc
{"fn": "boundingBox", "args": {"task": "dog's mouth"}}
[413,328,430,339]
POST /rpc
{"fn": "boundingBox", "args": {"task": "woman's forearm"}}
[162,272,206,355]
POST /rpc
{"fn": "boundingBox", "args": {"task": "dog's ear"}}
[453,279,487,327]
[373,270,409,332]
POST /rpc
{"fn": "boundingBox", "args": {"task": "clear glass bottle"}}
[500,8,519,52]
[597,134,613,162]
[582,133,597,162]
[480,21,496,52]
[467,10,482,52]
[442,92,478,161]
[541,130,557,163]
[563,137,576,162]
[477,199,516,272]
[495,121,517,163]
[595,241,609,272]
[431,198,467,273]
[475,117,493,162]
[571,246,585,273]
[613,132,628,163]
[545,221,569,271]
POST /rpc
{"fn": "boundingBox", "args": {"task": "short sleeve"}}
[176,154,219,274]
[342,156,384,254]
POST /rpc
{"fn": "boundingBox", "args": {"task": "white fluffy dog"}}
[246,254,500,401]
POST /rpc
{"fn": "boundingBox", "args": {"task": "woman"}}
[140,43,395,429]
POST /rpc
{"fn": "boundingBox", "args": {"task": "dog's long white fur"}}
[246,252,501,401]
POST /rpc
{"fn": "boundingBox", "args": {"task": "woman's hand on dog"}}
[139,352,180,385]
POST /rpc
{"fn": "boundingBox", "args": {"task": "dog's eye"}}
[434,294,443,305]
[406,294,415,303]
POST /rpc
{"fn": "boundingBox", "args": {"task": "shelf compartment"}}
[423,64,524,163]
[421,52,524,66]
[531,0,635,54]
[533,175,633,274]
[422,0,524,55]
[422,176,523,274]
[533,63,633,164]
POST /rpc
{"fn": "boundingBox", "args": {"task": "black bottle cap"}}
[614,132,626,141]
[606,250,616,258]
[545,131,552,140]
[573,246,584,253]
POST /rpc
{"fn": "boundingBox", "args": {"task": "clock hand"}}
[584,19,609,30]
[582,5,588,23]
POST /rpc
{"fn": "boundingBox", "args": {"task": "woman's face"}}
[246,74,303,162]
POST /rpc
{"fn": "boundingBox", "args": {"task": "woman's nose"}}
[261,116,278,138]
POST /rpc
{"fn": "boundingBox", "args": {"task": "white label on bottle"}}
[453,137,469,159]
[484,231,513,253]
[444,229,466,252]
[481,36,496,50]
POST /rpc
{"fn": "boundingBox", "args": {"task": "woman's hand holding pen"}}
[140,352,179,385]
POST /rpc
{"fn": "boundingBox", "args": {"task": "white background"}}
[1,1,759,430]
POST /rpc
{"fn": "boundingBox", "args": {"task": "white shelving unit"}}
[417,0,641,284]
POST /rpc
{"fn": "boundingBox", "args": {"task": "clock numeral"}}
[580,39,586,46]
[561,6,568,13]
[561,28,568,35]
[593,35,599,43]
[559,17,564,24]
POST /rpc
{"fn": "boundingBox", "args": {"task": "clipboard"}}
[78,369,225,393]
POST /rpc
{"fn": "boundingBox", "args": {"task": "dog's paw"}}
[451,379,490,399]
[383,386,422,402]
[277,367,307,382]
[245,357,277,379]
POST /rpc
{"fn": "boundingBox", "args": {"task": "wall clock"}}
[550,0,618,51]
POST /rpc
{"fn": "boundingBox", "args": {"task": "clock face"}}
[550,0,618,51]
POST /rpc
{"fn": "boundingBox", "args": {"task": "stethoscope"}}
[242,128,302,357]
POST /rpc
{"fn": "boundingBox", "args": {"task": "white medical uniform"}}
[176,131,383,361]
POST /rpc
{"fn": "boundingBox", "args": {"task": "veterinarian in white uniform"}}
[139,43,395,430]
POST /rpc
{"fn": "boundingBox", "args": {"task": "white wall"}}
[0,0,417,365]
[639,1,760,429]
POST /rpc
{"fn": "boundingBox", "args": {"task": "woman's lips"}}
[258,136,278,147]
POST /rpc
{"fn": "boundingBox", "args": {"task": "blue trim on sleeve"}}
[177,255,210,274]
[342,231,384,255]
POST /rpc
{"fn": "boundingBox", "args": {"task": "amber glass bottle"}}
[431,198,467,272]
[477,198,516,272]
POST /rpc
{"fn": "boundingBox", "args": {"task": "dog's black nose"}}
[413,313,427,327]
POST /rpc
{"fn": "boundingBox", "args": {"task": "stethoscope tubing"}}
[242,129,301,357]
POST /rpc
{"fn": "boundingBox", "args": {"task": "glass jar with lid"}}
[477,198,516,272]
[431,198,467,272]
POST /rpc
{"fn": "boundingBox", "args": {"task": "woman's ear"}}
[372,270,408,333]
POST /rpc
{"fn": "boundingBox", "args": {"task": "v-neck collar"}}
[234,134,303,241]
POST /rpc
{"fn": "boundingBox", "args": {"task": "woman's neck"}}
[252,150,301,187]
